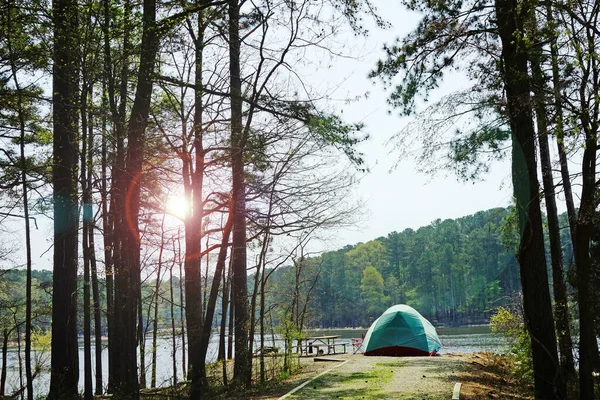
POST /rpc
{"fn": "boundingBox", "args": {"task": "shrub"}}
[490,306,533,387]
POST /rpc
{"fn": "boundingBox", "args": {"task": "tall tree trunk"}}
[529,37,575,386]
[574,136,597,400]
[81,82,94,400]
[495,0,563,398]
[87,98,103,396]
[48,0,80,397]
[184,9,207,398]
[112,0,158,396]
[84,84,102,394]
[573,81,598,400]
[228,0,251,388]
[101,0,131,388]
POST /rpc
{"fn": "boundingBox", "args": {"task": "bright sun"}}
[166,196,189,220]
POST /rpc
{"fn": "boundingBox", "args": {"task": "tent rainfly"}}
[362,304,442,356]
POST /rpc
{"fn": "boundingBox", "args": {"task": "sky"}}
[3,0,517,271]
[309,0,514,249]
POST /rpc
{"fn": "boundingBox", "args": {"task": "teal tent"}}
[362,305,442,356]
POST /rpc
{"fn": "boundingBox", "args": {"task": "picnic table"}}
[301,335,346,356]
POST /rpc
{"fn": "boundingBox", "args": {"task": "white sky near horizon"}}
[306,0,515,249]
[2,0,524,272]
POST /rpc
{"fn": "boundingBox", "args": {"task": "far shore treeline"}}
[1,206,576,338]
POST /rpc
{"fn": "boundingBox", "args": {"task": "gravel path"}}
[263,353,469,400]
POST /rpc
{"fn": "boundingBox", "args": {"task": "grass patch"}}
[375,361,406,368]
[289,366,393,399]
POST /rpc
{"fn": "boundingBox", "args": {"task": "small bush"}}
[490,306,533,387]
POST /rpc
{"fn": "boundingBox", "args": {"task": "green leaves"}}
[308,113,367,169]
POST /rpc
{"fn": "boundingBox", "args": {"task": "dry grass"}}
[458,353,533,399]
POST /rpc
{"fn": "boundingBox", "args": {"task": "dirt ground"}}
[234,352,532,400]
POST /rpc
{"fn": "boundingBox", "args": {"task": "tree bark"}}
[169,260,178,387]
[197,211,233,388]
[112,0,158,396]
[178,259,186,381]
[48,0,80,397]
[529,37,575,386]
[7,14,35,397]
[81,82,94,400]
[573,78,598,400]
[546,5,577,251]
[1,329,9,397]
[228,0,251,388]
[495,0,563,398]
[151,216,166,389]
[185,8,207,398]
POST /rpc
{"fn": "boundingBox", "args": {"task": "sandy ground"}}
[243,353,469,400]
[230,352,531,400]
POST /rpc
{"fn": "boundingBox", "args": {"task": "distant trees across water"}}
[266,207,575,329]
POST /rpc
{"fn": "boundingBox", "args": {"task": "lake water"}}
[306,325,507,354]
[0,326,505,397]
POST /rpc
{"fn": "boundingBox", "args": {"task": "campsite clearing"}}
[231,353,532,399]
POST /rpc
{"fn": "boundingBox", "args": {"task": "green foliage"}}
[490,307,533,386]
[267,207,529,328]
[360,266,388,319]
[308,114,367,170]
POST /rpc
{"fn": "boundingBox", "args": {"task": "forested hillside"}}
[1,206,576,337]
[266,207,574,328]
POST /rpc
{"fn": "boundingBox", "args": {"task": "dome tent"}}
[362,304,442,356]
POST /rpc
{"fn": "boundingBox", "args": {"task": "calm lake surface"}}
[1,325,505,396]
[307,325,507,354]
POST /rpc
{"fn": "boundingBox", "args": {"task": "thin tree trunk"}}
[48,0,80,396]
[81,81,94,400]
[89,226,103,396]
[87,99,103,396]
[197,211,233,388]
[259,275,266,382]
[228,280,234,361]
[138,295,146,388]
[219,258,232,386]
[546,5,577,248]
[169,261,178,387]
[151,215,166,389]
[218,265,228,363]
[85,84,102,395]
[7,22,34,399]
[179,259,186,381]
[495,1,563,397]
[16,323,23,400]
[1,329,8,397]
[229,0,250,387]
[529,37,575,387]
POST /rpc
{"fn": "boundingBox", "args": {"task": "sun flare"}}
[166,195,189,220]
